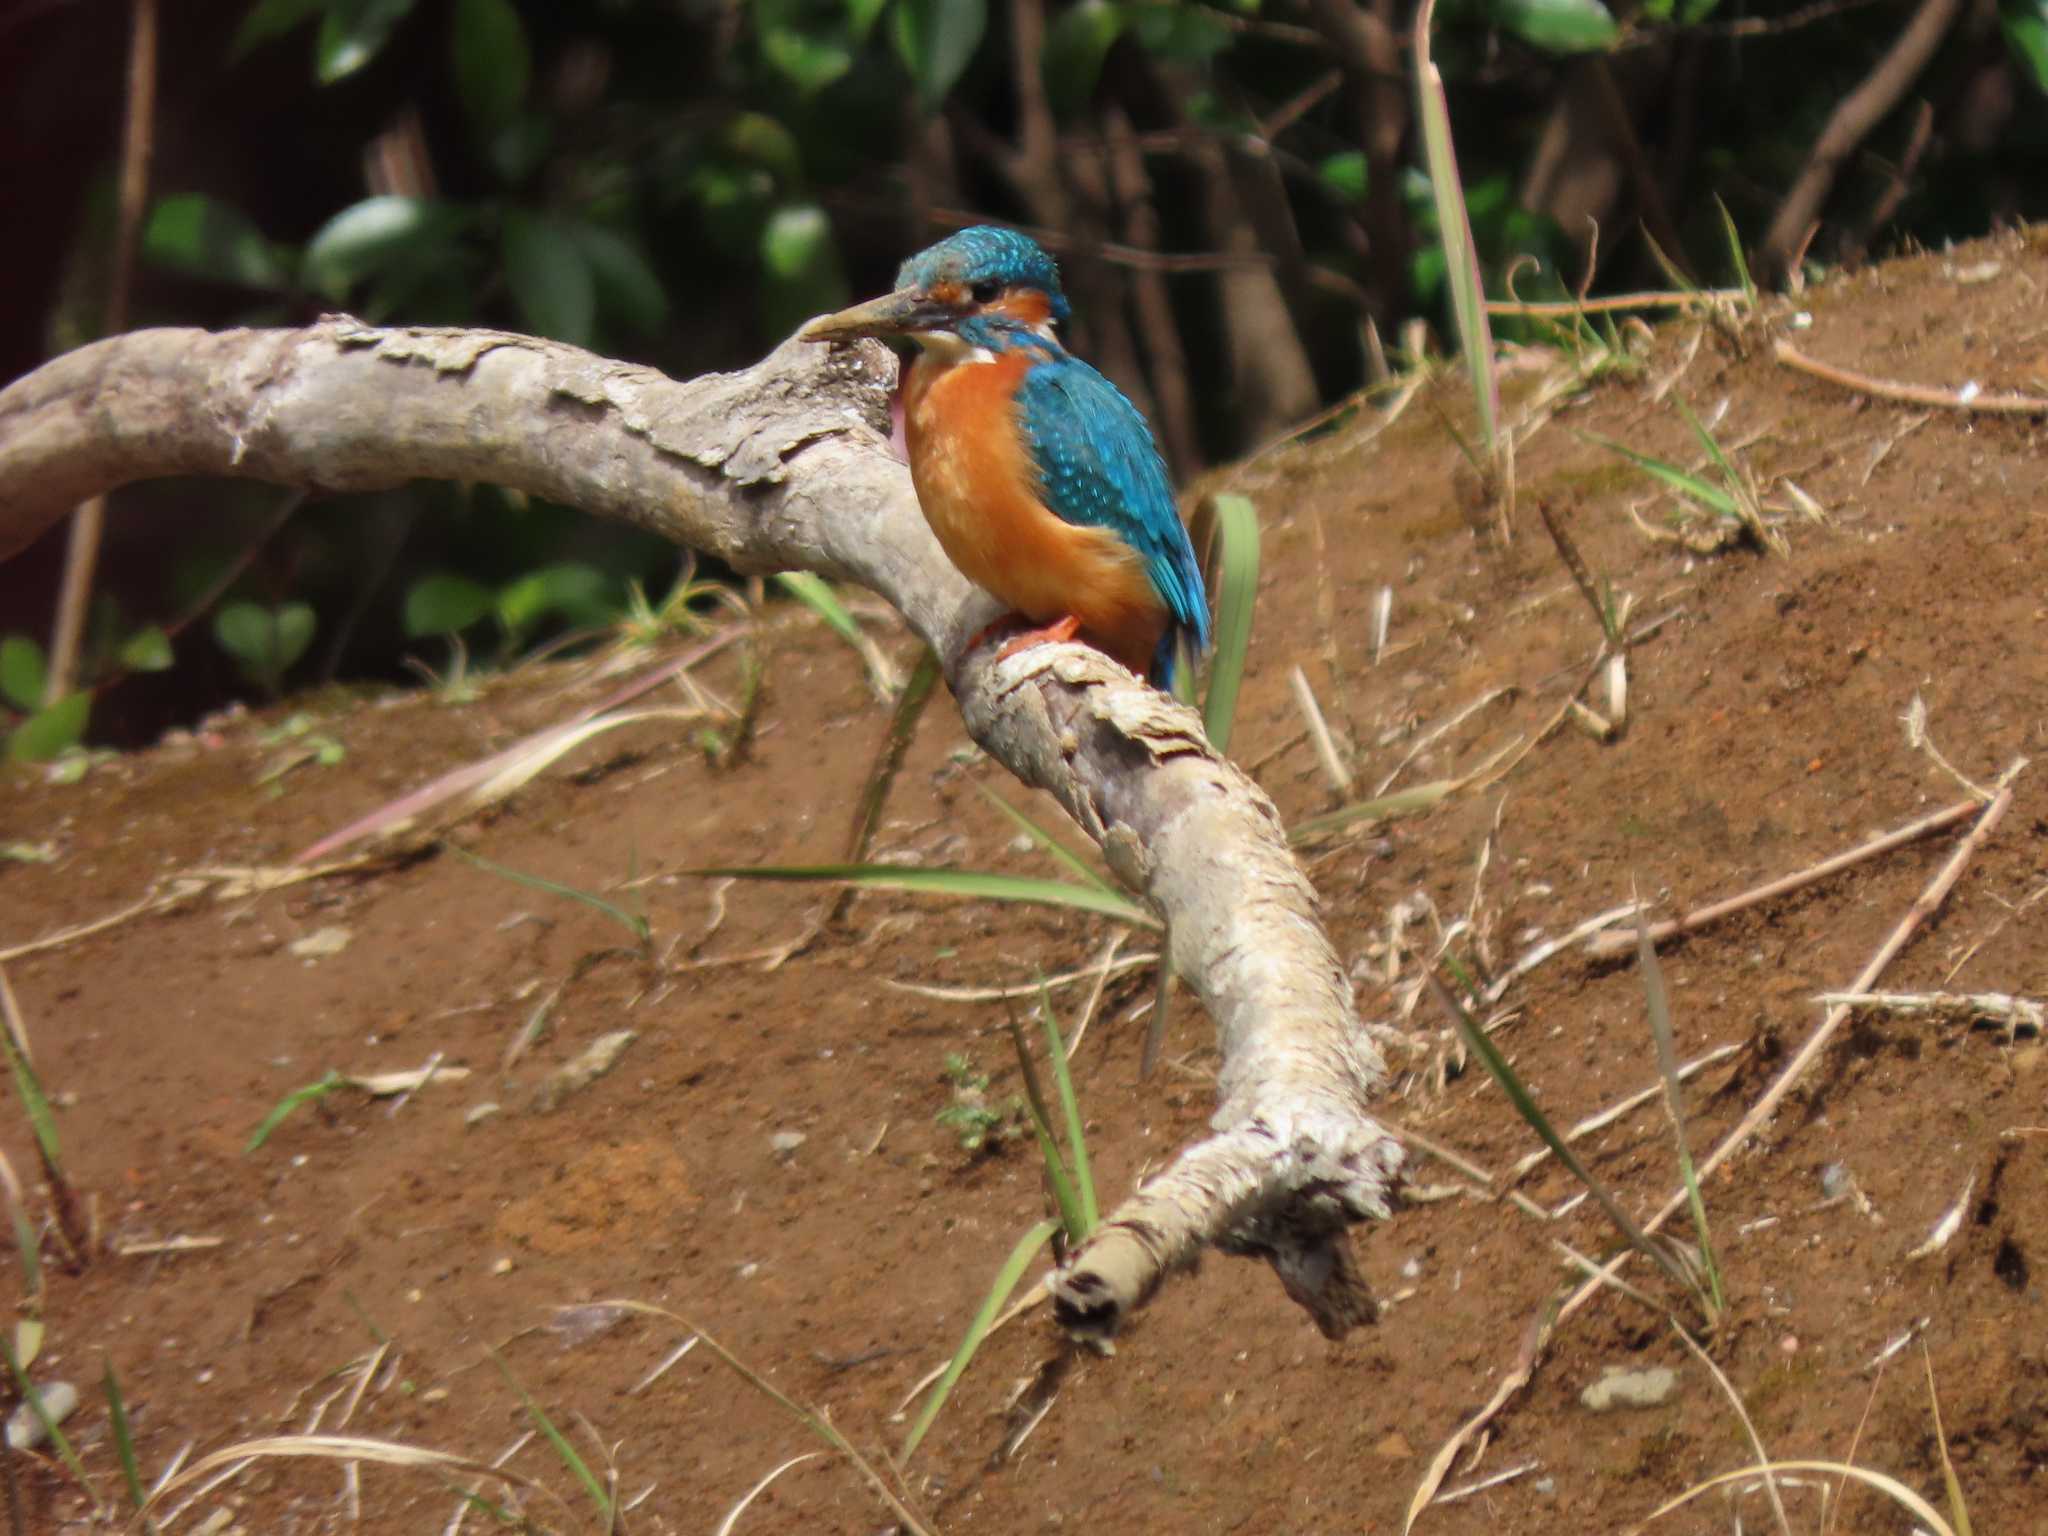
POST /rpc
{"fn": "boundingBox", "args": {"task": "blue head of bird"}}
[800,227,1070,357]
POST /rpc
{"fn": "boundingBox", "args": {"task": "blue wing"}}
[1015,355,1210,684]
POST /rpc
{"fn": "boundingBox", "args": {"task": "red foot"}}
[969,612,1085,664]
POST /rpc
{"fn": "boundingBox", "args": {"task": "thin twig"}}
[1775,339,2048,415]
[1484,290,1745,318]
[44,0,156,702]
[1585,795,1983,959]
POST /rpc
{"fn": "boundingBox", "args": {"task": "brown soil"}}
[4,229,2045,1536]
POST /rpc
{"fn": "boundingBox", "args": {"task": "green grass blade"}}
[1673,395,1741,493]
[1037,983,1097,1237]
[0,1331,100,1515]
[843,647,941,863]
[1004,1014,1087,1240]
[901,1217,1058,1462]
[0,1147,41,1302]
[0,982,62,1178]
[1924,1346,1974,1536]
[1201,493,1260,753]
[446,843,650,944]
[974,783,1120,899]
[774,572,900,696]
[1428,974,1706,1311]
[1413,12,1498,463]
[1574,430,1741,517]
[1638,921,1724,1318]
[1714,196,1756,306]
[1640,228,1700,296]
[772,572,861,647]
[488,1351,612,1524]
[103,1362,153,1522]
[245,1070,346,1153]
[689,863,1158,929]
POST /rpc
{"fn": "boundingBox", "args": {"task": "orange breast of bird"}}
[903,349,1165,674]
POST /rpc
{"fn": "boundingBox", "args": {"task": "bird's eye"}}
[969,279,1002,304]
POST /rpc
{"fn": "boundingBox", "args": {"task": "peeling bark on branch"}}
[0,315,1402,1339]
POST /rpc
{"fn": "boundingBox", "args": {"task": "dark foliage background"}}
[2,0,2042,747]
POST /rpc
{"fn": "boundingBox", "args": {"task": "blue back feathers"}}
[1017,360,1211,687]
[902,226,1210,688]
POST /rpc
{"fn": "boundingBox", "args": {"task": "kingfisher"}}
[800,226,1209,689]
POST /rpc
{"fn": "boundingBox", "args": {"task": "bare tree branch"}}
[0,316,1402,1340]
[1757,0,1967,282]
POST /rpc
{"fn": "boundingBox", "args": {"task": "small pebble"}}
[5,1381,79,1450]
[1820,1162,1851,1199]
[491,1257,514,1275]
[769,1130,807,1156]
[1580,1366,1678,1412]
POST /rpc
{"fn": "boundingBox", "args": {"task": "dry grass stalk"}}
[1816,990,2041,1038]
[1585,795,1984,959]
[1673,1320,1793,1536]
[1775,337,2048,415]
[1289,667,1353,795]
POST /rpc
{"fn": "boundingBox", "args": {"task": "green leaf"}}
[453,0,532,133]
[0,636,45,712]
[2007,0,2048,91]
[1042,0,1123,120]
[570,222,671,335]
[7,694,90,764]
[1202,494,1260,753]
[892,0,988,114]
[494,562,610,635]
[231,0,323,59]
[214,601,317,677]
[1318,151,1369,204]
[316,0,419,82]
[303,195,446,300]
[404,574,495,637]
[846,0,889,39]
[759,203,848,337]
[1489,0,1617,52]
[144,194,291,290]
[117,625,174,673]
[686,863,1159,928]
[1127,2,1233,60]
[502,210,597,345]
[762,20,856,92]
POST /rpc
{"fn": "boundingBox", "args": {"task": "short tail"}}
[1148,619,1205,692]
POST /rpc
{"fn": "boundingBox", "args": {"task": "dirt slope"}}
[2,228,2044,1534]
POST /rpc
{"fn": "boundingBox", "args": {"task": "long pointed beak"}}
[799,288,955,344]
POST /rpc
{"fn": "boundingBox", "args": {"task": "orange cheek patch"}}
[986,289,1052,330]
